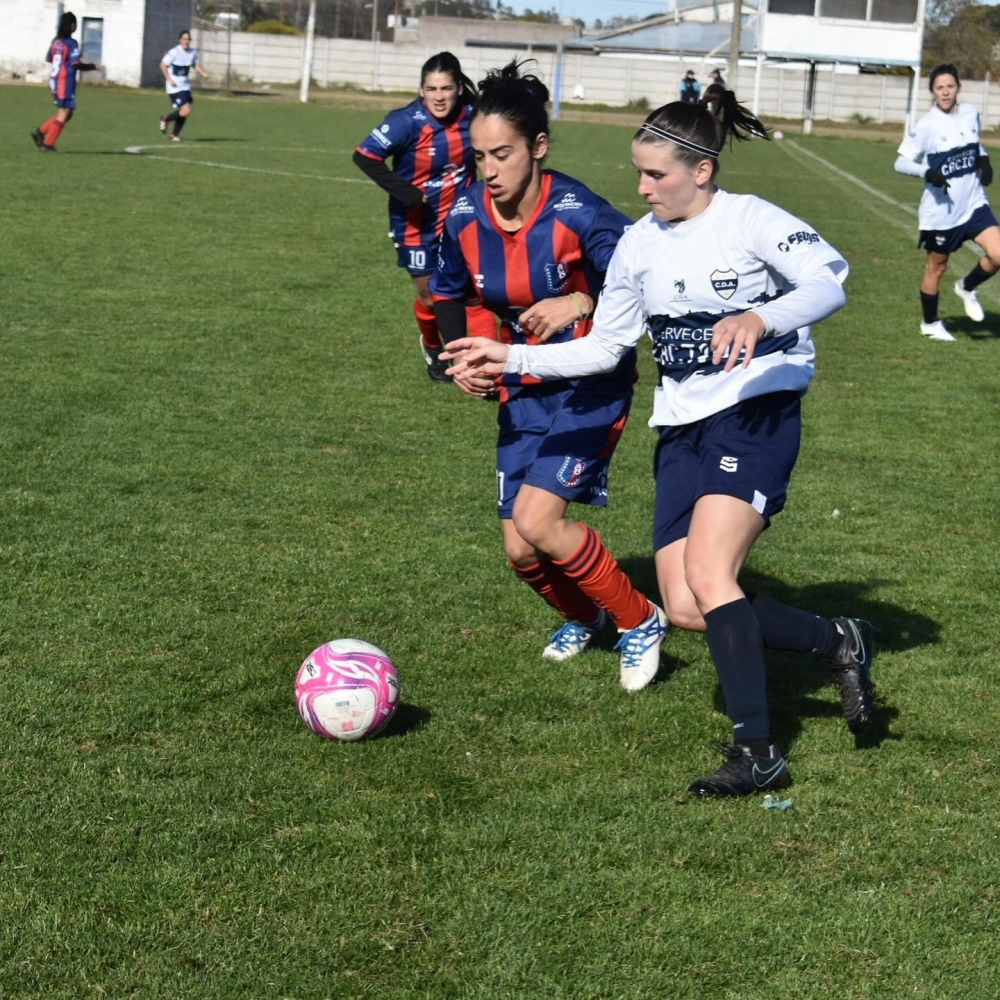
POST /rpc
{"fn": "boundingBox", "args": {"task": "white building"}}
[3,0,196,88]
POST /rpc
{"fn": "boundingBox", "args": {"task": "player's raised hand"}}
[441,337,510,378]
[710,311,766,372]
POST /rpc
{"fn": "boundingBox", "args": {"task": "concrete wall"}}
[0,0,185,89]
[393,15,580,48]
[190,31,1000,127]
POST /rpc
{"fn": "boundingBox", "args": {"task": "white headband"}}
[639,122,719,159]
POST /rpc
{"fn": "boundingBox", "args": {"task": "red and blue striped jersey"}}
[431,170,635,390]
[47,36,82,100]
[356,98,476,247]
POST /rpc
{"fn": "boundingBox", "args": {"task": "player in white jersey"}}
[895,63,1000,341]
[443,90,877,798]
[159,30,209,142]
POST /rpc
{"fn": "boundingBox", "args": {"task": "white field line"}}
[781,138,917,239]
[124,144,369,184]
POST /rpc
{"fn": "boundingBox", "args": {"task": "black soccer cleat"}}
[688,742,791,798]
[829,617,876,735]
[30,128,45,149]
[419,337,452,383]
[38,144,57,153]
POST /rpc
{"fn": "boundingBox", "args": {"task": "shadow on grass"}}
[949,315,1000,340]
[381,701,431,738]
[617,556,926,750]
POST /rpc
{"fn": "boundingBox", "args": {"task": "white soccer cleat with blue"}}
[919,320,956,342]
[954,279,984,322]
[542,611,607,661]
[615,604,668,691]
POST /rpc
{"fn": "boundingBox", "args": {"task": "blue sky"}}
[510,0,1000,28]
[512,0,670,27]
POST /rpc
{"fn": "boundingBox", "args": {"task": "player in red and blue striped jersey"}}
[433,61,667,692]
[30,12,99,153]
[353,52,496,382]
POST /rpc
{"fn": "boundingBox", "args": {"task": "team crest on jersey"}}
[711,269,739,299]
[557,456,587,488]
[545,261,571,294]
[553,191,584,211]
[672,279,690,302]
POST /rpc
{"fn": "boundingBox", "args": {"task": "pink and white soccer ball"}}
[295,639,400,741]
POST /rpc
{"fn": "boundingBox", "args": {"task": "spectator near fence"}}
[680,69,701,103]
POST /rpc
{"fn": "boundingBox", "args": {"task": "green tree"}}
[923,0,1000,77]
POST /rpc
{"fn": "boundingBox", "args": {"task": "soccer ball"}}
[295,639,400,741]
[773,129,785,140]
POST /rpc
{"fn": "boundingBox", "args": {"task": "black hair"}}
[421,51,477,101]
[702,83,726,115]
[634,89,769,177]
[474,59,550,149]
[179,28,192,39]
[928,63,960,91]
[57,11,77,37]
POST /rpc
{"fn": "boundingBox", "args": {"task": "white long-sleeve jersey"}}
[505,190,848,428]
[895,103,987,231]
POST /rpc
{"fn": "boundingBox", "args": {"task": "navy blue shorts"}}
[652,390,802,551]
[496,380,632,519]
[170,90,194,110]
[919,202,999,254]
[394,242,437,277]
[52,95,76,110]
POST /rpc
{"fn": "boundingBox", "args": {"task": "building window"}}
[870,0,919,22]
[819,0,868,17]
[768,0,817,13]
[81,17,104,65]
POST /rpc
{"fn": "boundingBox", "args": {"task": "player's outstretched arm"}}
[440,338,510,378]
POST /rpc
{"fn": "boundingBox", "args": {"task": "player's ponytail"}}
[421,51,477,102]
[475,59,549,151]
[634,91,769,177]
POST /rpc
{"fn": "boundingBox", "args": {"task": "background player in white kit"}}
[443,90,877,798]
[895,63,999,342]
[159,30,209,142]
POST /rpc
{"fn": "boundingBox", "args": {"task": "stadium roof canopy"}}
[567,0,759,56]
[557,0,923,68]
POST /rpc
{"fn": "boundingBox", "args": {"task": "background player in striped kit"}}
[443,90,876,794]
[159,30,210,142]
[353,52,495,383]
[30,11,99,153]
[432,60,667,691]
[894,63,1000,342]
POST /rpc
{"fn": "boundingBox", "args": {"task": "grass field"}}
[1,83,998,999]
